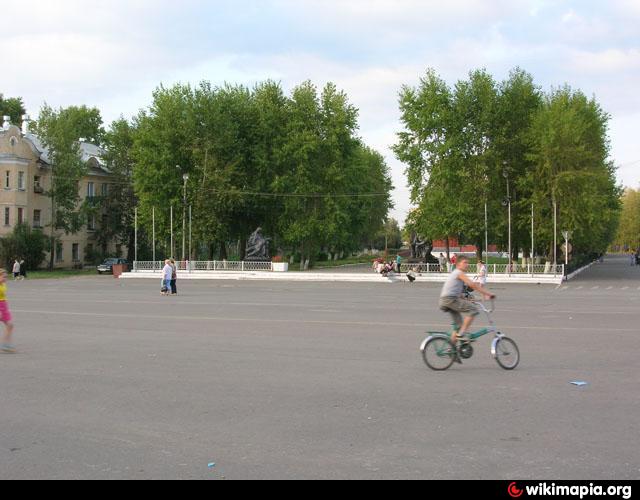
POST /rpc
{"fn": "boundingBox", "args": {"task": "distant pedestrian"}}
[438,253,447,273]
[12,260,21,281]
[19,259,26,280]
[474,260,488,287]
[170,259,178,295]
[161,260,172,296]
[450,254,458,272]
[0,269,16,353]
[396,254,403,274]
[631,251,636,267]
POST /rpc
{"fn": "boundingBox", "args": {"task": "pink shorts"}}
[0,301,12,323]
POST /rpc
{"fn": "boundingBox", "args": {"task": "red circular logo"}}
[508,483,524,498]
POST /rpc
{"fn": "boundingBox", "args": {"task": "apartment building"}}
[0,115,123,268]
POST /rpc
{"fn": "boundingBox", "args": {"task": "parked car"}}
[97,258,129,275]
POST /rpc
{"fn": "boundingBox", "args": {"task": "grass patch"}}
[311,256,379,269]
[22,268,100,280]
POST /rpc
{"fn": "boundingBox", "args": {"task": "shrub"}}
[0,223,48,270]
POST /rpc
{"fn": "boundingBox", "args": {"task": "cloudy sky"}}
[5,0,640,222]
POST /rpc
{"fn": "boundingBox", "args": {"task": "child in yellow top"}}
[0,269,16,353]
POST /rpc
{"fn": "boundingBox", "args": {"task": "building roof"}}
[1,122,109,173]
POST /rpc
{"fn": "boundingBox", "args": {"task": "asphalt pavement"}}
[0,255,638,479]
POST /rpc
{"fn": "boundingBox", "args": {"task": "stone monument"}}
[245,227,271,262]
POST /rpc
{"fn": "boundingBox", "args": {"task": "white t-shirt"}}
[162,264,173,280]
[475,264,487,285]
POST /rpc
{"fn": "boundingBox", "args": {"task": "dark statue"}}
[246,227,271,262]
[410,232,437,264]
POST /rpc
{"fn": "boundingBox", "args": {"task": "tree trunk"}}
[445,236,451,262]
[239,238,247,261]
[219,241,228,261]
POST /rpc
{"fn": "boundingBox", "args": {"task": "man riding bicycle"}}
[439,256,496,354]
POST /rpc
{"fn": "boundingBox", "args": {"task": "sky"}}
[4,0,640,223]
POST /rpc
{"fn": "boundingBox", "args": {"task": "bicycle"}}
[420,299,520,371]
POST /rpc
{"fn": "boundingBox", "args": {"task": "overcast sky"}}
[5,0,639,223]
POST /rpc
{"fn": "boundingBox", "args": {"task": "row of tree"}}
[132,81,393,268]
[394,68,621,263]
[3,81,394,269]
[613,188,640,251]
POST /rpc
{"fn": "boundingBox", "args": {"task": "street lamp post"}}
[503,164,512,273]
[562,231,572,271]
[182,172,189,263]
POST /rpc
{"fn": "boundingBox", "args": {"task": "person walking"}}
[450,254,458,272]
[0,269,16,353]
[396,254,403,274]
[474,260,488,286]
[19,259,26,280]
[12,260,21,281]
[438,253,447,273]
[170,259,178,296]
[161,260,172,296]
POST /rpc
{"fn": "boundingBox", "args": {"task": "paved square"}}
[1,256,638,479]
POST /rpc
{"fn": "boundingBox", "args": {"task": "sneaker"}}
[1,344,17,354]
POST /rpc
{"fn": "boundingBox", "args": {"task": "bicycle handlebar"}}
[474,298,496,314]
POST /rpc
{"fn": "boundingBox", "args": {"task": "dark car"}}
[97,258,129,275]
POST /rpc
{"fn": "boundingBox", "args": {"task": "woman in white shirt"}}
[474,260,488,286]
[161,260,173,296]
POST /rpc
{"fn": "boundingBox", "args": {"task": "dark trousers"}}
[171,279,177,295]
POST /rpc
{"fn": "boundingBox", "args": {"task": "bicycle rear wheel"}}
[494,337,520,370]
[423,337,456,371]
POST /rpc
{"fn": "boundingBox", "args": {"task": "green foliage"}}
[101,118,137,259]
[395,68,621,261]
[526,86,621,256]
[132,80,392,263]
[32,105,105,235]
[372,218,403,250]
[0,224,48,270]
[612,189,639,250]
[0,93,26,125]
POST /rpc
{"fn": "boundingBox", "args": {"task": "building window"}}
[87,182,95,198]
[86,244,94,262]
[34,175,43,193]
[101,183,109,197]
[56,242,64,263]
[33,210,42,228]
[18,208,24,225]
[88,214,96,231]
[5,171,10,189]
[4,207,10,226]
[18,172,25,191]
[72,244,80,262]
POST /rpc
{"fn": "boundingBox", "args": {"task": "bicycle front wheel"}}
[423,337,456,371]
[494,337,520,370]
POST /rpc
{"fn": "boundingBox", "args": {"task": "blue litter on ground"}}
[570,381,589,387]
[208,463,216,469]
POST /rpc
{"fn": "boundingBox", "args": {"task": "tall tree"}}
[614,188,640,251]
[101,118,138,260]
[0,93,26,125]
[32,105,105,269]
[526,86,621,258]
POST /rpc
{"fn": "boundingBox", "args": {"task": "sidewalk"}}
[121,270,563,284]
